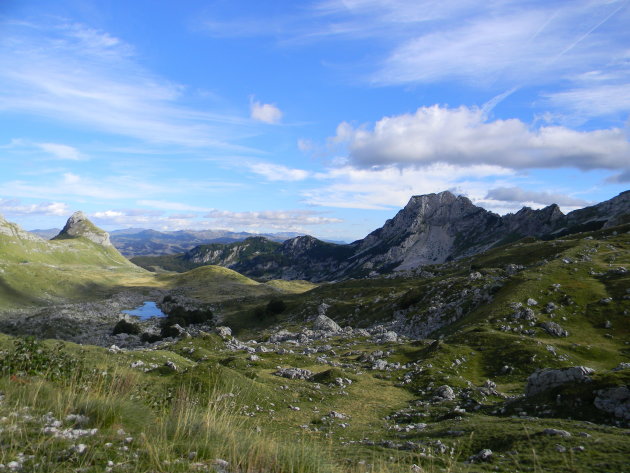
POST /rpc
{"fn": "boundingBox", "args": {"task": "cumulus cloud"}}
[36,142,84,160]
[248,162,310,181]
[250,99,283,124]
[331,105,630,171]
[485,187,588,207]
[0,198,69,216]
[303,163,514,210]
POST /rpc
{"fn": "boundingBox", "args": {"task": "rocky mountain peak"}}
[281,235,319,253]
[53,211,112,247]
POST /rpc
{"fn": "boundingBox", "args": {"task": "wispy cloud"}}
[204,209,342,230]
[1,172,168,201]
[198,0,630,122]
[0,20,254,149]
[36,142,85,160]
[88,206,342,232]
[248,162,311,181]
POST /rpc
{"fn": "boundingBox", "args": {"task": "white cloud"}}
[485,187,589,207]
[543,83,630,120]
[0,198,69,216]
[36,142,84,160]
[87,206,343,232]
[250,99,283,124]
[303,163,514,209]
[248,162,310,181]
[0,20,253,149]
[331,105,630,171]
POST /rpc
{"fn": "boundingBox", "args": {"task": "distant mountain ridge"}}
[132,190,630,281]
[29,227,306,257]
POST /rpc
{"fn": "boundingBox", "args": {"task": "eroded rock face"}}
[525,366,594,397]
[594,386,630,420]
[53,211,112,247]
[0,214,43,242]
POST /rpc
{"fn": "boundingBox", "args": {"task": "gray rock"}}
[269,330,297,343]
[215,326,232,339]
[434,385,456,401]
[372,359,389,371]
[274,367,313,380]
[594,386,630,420]
[525,366,594,397]
[612,362,630,371]
[541,321,569,337]
[527,298,538,306]
[543,428,571,437]
[379,331,399,343]
[469,448,493,462]
[312,314,341,333]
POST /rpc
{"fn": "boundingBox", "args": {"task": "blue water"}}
[122,301,167,320]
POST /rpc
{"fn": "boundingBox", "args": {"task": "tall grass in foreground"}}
[0,372,472,473]
[0,338,471,472]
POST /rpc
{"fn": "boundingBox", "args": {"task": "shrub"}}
[0,337,83,380]
[266,298,286,315]
[112,319,141,335]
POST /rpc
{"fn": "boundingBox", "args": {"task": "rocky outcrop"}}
[594,386,630,420]
[132,190,630,281]
[0,214,43,242]
[525,366,594,397]
[53,211,112,247]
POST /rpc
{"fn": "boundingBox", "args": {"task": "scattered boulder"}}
[541,321,569,337]
[525,366,594,397]
[543,428,571,437]
[469,448,493,462]
[269,330,297,343]
[312,314,342,333]
[274,367,313,380]
[375,331,399,343]
[215,326,232,339]
[434,385,456,401]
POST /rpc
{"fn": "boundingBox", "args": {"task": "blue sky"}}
[0,0,629,241]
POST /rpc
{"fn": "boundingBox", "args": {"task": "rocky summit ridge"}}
[134,189,630,281]
[53,211,112,247]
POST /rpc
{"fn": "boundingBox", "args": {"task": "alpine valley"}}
[0,190,629,473]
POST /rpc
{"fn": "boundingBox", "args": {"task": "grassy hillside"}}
[0,220,314,309]
[0,219,628,472]
[0,227,155,307]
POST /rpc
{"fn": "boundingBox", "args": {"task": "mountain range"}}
[132,190,630,281]
[29,227,307,257]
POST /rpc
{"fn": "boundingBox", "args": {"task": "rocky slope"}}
[134,190,630,281]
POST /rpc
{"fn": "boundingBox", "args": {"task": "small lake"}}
[122,301,167,320]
